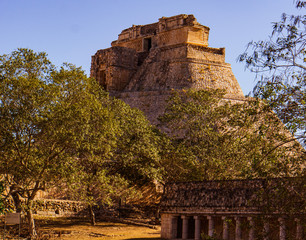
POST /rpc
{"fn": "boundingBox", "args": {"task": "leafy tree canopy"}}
[0,48,111,236]
[66,97,163,225]
[159,89,304,182]
[0,48,162,235]
[238,2,306,147]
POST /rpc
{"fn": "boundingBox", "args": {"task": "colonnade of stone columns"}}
[169,215,304,240]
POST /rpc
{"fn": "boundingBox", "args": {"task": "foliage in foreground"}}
[0,48,162,235]
[159,89,305,182]
[238,2,306,147]
[235,2,306,216]
[67,97,162,225]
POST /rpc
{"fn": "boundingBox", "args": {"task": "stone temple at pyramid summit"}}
[90,14,245,125]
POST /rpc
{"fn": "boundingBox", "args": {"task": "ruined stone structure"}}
[91,14,245,124]
[160,179,304,240]
[91,15,305,240]
[5,198,86,217]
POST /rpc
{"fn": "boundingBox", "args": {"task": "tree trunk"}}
[26,208,37,239]
[89,205,96,226]
[11,192,22,213]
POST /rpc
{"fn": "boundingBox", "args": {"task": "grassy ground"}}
[32,217,161,240]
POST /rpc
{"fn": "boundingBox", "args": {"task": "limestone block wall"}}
[156,26,207,48]
[121,44,243,97]
[4,199,86,217]
[160,178,304,214]
[158,44,187,60]
[112,38,144,52]
[116,91,245,128]
[161,180,262,213]
[92,14,246,124]
[157,29,188,48]
[188,62,244,96]
[160,178,304,239]
[187,44,225,63]
[113,26,210,52]
[115,41,246,123]
[112,14,210,51]
[90,46,137,91]
[187,27,209,46]
[140,22,159,36]
[107,66,136,91]
[161,213,176,239]
[33,199,85,217]
[115,91,171,125]
[124,49,192,92]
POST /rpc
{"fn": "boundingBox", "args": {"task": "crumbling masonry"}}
[90,14,244,125]
[160,179,304,240]
[90,15,305,240]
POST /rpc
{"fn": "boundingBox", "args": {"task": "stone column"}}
[235,217,242,240]
[207,216,215,237]
[194,216,201,240]
[278,217,286,240]
[295,218,303,240]
[222,216,229,240]
[247,217,255,240]
[171,215,178,239]
[182,215,189,239]
[263,220,270,240]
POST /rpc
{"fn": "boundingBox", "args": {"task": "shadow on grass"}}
[36,218,120,229]
[39,221,120,229]
[125,238,162,240]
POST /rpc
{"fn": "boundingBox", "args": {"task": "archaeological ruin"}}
[90,14,245,125]
[160,178,304,240]
[91,15,305,239]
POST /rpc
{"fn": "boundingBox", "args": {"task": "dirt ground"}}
[2,217,162,240]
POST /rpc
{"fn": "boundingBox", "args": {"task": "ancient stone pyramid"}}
[91,14,245,124]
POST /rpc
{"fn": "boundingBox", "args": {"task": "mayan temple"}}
[90,15,305,240]
[90,14,245,124]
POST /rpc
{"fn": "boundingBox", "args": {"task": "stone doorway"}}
[143,38,152,51]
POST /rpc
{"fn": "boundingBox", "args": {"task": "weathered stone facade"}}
[33,199,85,217]
[91,14,244,124]
[5,198,86,217]
[160,178,305,240]
[90,15,305,240]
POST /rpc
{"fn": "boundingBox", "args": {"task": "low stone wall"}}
[160,178,305,239]
[160,178,305,214]
[4,198,86,217]
[32,199,86,217]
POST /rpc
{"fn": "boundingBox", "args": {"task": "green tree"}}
[67,97,162,225]
[236,0,306,219]
[0,48,125,237]
[53,68,119,226]
[0,48,163,233]
[0,49,58,237]
[109,98,162,184]
[159,89,304,182]
[238,2,306,147]
[67,158,135,226]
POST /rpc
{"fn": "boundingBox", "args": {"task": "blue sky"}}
[0,0,301,95]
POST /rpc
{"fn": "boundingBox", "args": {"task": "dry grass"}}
[0,217,161,240]
[36,217,161,240]
[1,184,162,239]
